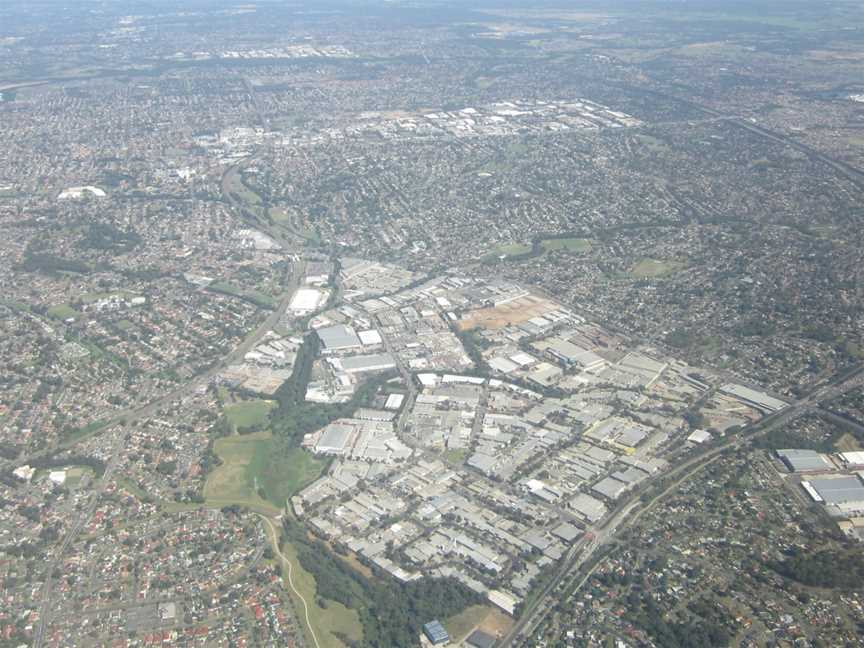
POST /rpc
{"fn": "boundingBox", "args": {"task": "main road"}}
[30,259,308,648]
[501,363,864,647]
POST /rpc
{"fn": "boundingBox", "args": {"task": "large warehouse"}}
[335,353,396,374]
[804,476,864,513]
[776,448,832,473]
[317,324,363,352]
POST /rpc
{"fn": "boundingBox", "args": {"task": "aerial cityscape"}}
[2,0,864,646]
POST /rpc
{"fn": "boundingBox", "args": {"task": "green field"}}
[204,431,281,514]
[489,242,533,258]
[209,281,276,309]
[541,237,591,253]
[117,476,150,501]
[63,466,94,488]
[269,206,293,224]
[269,206,322,243]
[443,448,467,465]
[65,419,109,441]
[47,304,80,320]
[629,258,686,278]
[279,538,363,648]
[203,431,326,512]
[225,168,262,206]
[259,447,328,509]
[224,399,276,431]
[483,236,592,263]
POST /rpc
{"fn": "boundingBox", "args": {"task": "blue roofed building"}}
[423,620,450,645]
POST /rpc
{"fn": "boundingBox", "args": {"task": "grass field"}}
[269,206,322,243]
[443,448,467,465]
[224,168,262,206]
[541,237,591,253]
[487,242,533,258]
[258,447,327,510]
[203,431,326,512]
[483,236,592,263]
[629,258,686,278]
[203,431,281,515]
[269,206,293,225]
[444,604,491,641]
[117,477,150,501]
[209,281,276,309]
[279,539,363,648]
[65,419,109,441]
[224,399,275,431]
[63,466,94,488]
[48,304,79,320]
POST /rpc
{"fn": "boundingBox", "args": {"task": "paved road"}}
[377,322,418,441]
[501,364,864,647]
[33,437,124,647]
[7,258,307,475]
[29,259,307,646]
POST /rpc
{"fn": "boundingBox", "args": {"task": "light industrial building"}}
[357,329,383,345]
[423,620,449,645]
[315,423,355,455]
[719,383,787,413]
[317,324,363,351]
[805,476,864,512]
[776,449,832,473]
[336,353,396,374]
[289,288,327,314]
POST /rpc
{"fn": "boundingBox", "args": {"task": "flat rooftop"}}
[810,476,864,504]
[317,324,362,350]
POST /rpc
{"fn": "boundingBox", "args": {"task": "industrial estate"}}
[3,0,864,646]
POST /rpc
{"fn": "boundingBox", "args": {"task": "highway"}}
[501,363,864,647]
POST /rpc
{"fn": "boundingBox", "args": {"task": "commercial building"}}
[687,429,712,444]
[358,329,383,346]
